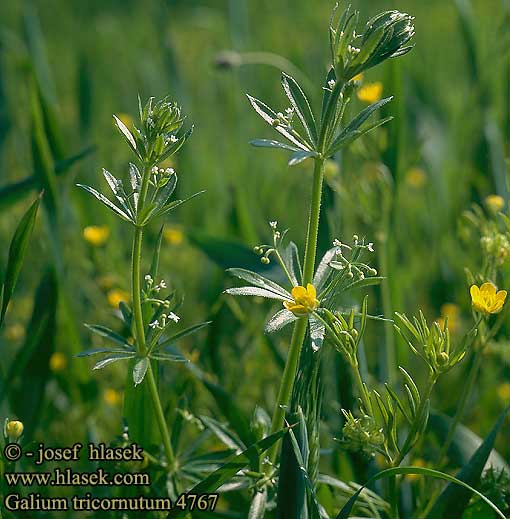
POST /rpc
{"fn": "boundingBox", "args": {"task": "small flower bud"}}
[6,420,24,441]
[437,351,449,366]
[261,257,270,265]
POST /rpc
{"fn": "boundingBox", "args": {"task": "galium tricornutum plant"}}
[77,97,203,471]
[226,4,415,470]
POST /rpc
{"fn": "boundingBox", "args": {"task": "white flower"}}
[328,79,336,89]
[168,312,180,323]
[149,320,159,329]
[367,242,375,252]
[269,221,278,229]
[170,135,178,143]
[159,280,167,289]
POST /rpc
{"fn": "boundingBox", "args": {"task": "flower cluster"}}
[340,411,385,458]
[114,96,189,166]
[330,7,415,82]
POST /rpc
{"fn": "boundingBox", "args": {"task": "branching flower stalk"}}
[77,96,203,472]
[226,5,415,473]
[267,156,326,464]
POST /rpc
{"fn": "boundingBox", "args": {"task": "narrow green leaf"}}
[2,270,57,437]
[336,466,506,519]
[157,321,211,349]
[83,323,132,348]
[246,94,309,151]
[77,184,133,222]
[133,357,149,386]
[281,72,318,144]
[93,353,134,370]
[227,268,291,298]
[250,139,301,152]
[0,195,41,326]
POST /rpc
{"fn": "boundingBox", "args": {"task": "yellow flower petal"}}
[497,290,507,301]
[480,282,496,296]
[291,286,307,299]
[306,283,316,299]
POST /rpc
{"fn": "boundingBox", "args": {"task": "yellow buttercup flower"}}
[485,195,504,213]
[6,420,24,441]
[353,73,364,82]
[49,352,67,372]
[164,225,184,245]
[83,225,110,247]
[284,284,319,317]
[470,282,507,315]
[103,389,122,406]
[357,82,383,103]
[107,289,130,309]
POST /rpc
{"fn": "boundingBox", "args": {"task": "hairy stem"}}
[267,156,325,466]
[130,164,175,469]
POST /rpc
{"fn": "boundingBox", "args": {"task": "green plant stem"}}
[266,156,325,466]
[378,230,396,386]
[389,476,399,519]
[131,228,146,355]
[436,349,483,466]
[130,163,175,470]
[302,158,325,284]
[145,362,175,469]
[388,372,437,518]
[351,360,373,415]
[394,372,437,467]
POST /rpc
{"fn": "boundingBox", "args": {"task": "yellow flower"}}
[284,284,319,317]
[497,382,510,403]
[352,73,364,82]
[103,389,122,406]
[470,282,507,315]
[83,225,110,247]
[357,82,383,103]
[49,352,67,372]
[164,225,184,245]
[405,167,427,189]
[6,420,24,441]
[485,195,505,213]
[107,289,130,309]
